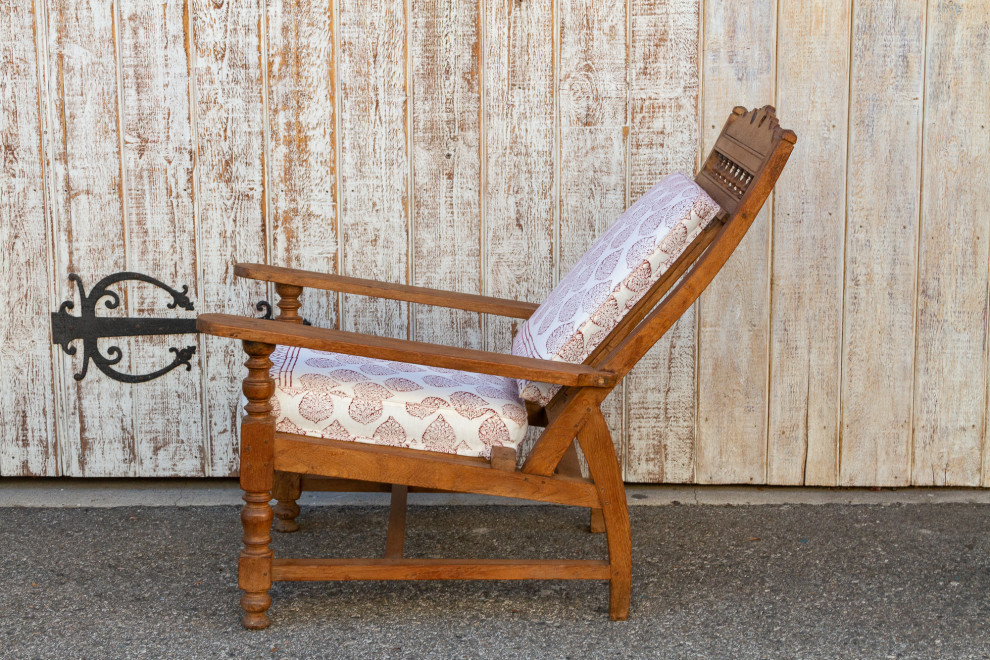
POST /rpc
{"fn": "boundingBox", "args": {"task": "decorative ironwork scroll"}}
[51,272,198,383]
[255,300,274,320]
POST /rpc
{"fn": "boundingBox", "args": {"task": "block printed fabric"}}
[511,172,721,406]
[265,346,529,459]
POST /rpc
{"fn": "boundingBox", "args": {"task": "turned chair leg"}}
[240,491,274,629]
[239,340,277,629]
[272,471,302,533]
[272,284,305,536]
[577,410,631,621]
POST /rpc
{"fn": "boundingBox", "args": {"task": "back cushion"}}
[511,172,721,406]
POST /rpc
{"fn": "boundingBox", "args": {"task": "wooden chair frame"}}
[197,106,796,628]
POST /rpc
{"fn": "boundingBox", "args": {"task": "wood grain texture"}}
[197,314,616,387]
[271,558,610,581]
[336,0,408,338]
[119,0,203,476]
[576,409,631,619]
[557,0,626,475]
[840,0,926,486]
[767,0,851,485]
[266,0,339,330]
[623,0,701,483]
[913,0,990,486]
[7,0,990,487]
[191,0,269,476]
[384,483,408,557]
[47,0,134,477]
[0,0,59,476]
[696,0,776,484]
[410,0,483,350]
[274,432,602,508]
[234,263,538,318]
[482,0,554,355]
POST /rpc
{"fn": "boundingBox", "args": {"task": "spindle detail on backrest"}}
[696,106,794,217]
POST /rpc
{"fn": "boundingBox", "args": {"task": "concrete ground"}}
[2,495,989,659]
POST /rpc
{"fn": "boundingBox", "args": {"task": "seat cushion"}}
[265,346,528,459]
[511,172,721,406]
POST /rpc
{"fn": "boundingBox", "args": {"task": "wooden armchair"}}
[197,106,796,628]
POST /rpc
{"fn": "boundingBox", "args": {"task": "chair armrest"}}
[197,314,615,388]
[234,263,539,320]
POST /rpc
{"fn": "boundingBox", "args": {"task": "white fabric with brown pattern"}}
[265,346,529,459]
[511,172,721,407]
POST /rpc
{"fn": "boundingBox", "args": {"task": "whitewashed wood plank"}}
[623,0,702,484]
[558,0,627,472]
[557,0,626,280]
[118,0,204,476]
[696,0,776,484]
[336,0,408,339]
[191,0,269,477]
[409,0,483,349]
[0,0,59,476]
[767,0,851,486]
[483,0,555,462]
[46,0,135,477]
[839,0,926,487]
[266,0,339,330]
[482,0,555,356]
[913,0,990,486]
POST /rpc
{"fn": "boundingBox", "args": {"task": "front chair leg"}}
[239,340,277,629]
[272,471,302,533]
[240,491,274,629]
[577,410,631,621]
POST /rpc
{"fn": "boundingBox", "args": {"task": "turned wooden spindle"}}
[275,283,304,324]
[239,340,276,630]
[272,282,304,533]
[272,471,301,533]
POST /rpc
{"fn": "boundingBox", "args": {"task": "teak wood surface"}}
[197,106,796,628]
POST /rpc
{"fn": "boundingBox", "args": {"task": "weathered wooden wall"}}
[2,0,988,485]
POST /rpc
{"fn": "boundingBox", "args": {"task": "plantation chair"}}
[197,105,796,629]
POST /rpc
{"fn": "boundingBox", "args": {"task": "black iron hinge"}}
[51,271,311,383]
[51,272,197,383]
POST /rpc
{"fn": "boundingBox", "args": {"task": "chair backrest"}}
[588,105,796,383]
[511,171,722,406]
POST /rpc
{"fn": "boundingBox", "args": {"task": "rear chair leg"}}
[577,410,631,621]
[272,471,302,533]
[239,341,277,629]
[590,508,606,534]
[556,441,605,534]
[273,285,304,536]
[385,484,408,559]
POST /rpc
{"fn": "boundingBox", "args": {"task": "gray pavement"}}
[1,502,988,659]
